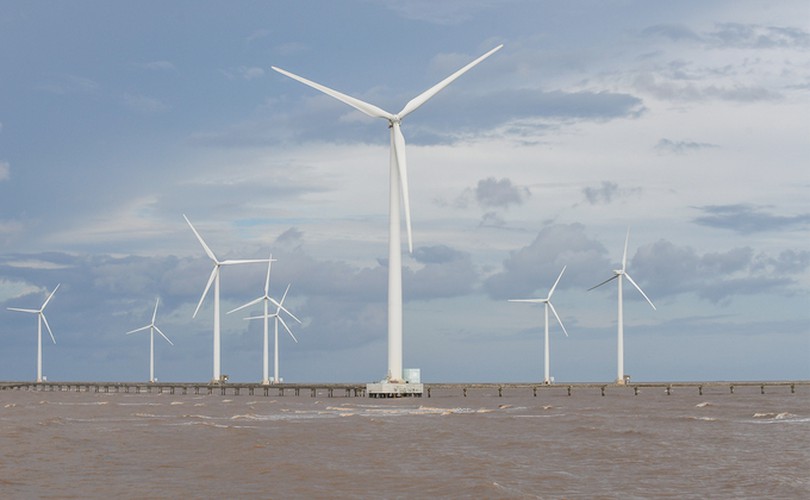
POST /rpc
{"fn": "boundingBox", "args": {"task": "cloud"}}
[479,211,506,228]
[634,73,781,102]
[274,42,308,56]
[708,23,810,49]
[475,177,530,209]
[379,0,507,25]
[132,60,176,71]
[655,138,718,154]
[484,223,609,299]
[36,74,99,95]
[406,245,477,299]
[643,22,810,49]
[239,66,265,80]
[223,66,266,80]
[123,93,169,114]
[0,160,9,181]
[258,83,646,149]
[581,181,641,205]
[692,204,810,234]
[642,24,702,42]
[631,240,808,304]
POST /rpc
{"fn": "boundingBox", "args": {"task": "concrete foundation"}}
[366,381,424,398]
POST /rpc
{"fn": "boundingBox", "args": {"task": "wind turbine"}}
[7,284,60,383]
[509,266,569,384]
[588,229,656,385]
[184,214,271,383]
[126,298,174,383]
[227,258,302,384]
[272,44,503,383]
[230,268,302,384]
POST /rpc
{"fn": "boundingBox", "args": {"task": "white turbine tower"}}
[588,229,656,385]
[126,298,174,383]
[509,266,569,384]
[184,214,271,383]
[7,284,60,383]
[272,44,502,384]
[227,258,302,385]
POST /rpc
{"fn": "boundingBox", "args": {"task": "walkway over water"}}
[1,380,807,397]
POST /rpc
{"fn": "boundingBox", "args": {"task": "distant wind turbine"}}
[509,266,569,384]
[228,258,302,385]
[588,229,656,384]
[272,44,503,383]
[184,214,271,383]
[7,284,60,383]
[126,298,174,383]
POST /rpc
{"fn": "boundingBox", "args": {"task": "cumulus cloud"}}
[655,138,718,154]
[475,177,530,208]
[692,204,810,234]
[581,181,641,205]
[632,240,808,304]
[484,224,609,299]
[0,160,9,181]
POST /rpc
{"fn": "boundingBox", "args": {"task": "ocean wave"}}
[40,401,109,406]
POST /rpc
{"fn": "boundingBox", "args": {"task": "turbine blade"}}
[270,284,302,324]
[264,256,273,295]
[271,66,394,120]
[154,326,174,346]
[41,283,60,310]
[392,122,413,253]
[125,325,151,335]
[184,214,218,262]
[398,44,503,119]
[622,228,630,272]
[508,299,545,303]
[193,266,218,318]
[548,302,569,337]
[278,315,298,344]
[588,274,618,291]
[220,259,271,265]
[548,265,566,299]
[226,296,264,315]
[7,307,39,313]
[151,297,160,324]
[244,314,274,321]
[41,313,56,344]
[624,272,657,311]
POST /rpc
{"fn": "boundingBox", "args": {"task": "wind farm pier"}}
[1,380,807,398]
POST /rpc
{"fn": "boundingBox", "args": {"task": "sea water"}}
[1,386,808,498]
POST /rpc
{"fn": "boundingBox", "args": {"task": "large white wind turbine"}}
[126,298,174,383]
[184,214,271,383]
[272,44,502,383]
[588,229,656,384]
[227,258,302,385]
[509,266,569,384]
[7,284,60,383]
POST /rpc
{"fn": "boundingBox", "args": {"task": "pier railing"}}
[1,380,807,397]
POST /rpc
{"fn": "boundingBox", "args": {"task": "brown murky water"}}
[1,386,808,498]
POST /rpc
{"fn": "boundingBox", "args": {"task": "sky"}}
[0,0,808,384]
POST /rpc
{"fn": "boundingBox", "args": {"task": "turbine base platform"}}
[366,382,424,398]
